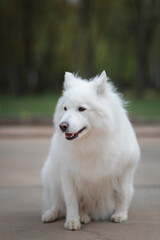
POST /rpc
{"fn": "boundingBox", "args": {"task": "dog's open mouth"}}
[65,127,86,140]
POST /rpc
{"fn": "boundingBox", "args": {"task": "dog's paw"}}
[111,212,128,223]
[64,219,81,230]
[80,213,91,224]
[41,209,58,223]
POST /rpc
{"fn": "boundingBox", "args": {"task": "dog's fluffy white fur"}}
[41,71,140,230]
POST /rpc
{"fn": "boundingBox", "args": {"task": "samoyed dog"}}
[41,71,140,230]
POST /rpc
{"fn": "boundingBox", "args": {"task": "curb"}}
[0,125,160,139]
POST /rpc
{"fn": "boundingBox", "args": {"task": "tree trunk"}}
[130,0,157,97]
[74,0,94,78]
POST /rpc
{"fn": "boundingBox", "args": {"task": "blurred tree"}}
[127,0,159,96]
[22,0,37,93]
[0,0,159,95]
[73,0,95,78]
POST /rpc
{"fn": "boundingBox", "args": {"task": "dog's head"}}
[55,71,114,141]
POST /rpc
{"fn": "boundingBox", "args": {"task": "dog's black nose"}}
[59,122,69,132]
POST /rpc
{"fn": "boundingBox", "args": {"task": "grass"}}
[0,94,160,122]
[126,96,160,121]
[0,94,60,117]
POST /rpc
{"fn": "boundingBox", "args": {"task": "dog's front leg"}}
[62,173,81,230]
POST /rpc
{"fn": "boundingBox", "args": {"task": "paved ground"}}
[0,126,160,240]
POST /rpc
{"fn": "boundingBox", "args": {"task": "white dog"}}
[41,71,140,230]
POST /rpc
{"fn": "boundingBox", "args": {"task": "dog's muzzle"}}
[59,122,69,132]
[59,122,86,140]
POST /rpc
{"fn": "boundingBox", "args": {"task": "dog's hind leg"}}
[79,198,91,224]
[41,186,60,223]
[111,165,135,223]
[79,211,91,224]
[41,205,59,223]
[41,178,63,223]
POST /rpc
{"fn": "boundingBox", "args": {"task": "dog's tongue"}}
[65,133,74,138]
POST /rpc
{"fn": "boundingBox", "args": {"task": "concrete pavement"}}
[0,126,160,240]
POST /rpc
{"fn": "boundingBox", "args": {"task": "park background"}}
[0,0,160,123]
[0,1,160,239]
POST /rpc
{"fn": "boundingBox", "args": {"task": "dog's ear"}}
[64,72,76,90]
[93,70,108,96]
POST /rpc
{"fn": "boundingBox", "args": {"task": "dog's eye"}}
[64,107,67,111]
[78,107,86,112]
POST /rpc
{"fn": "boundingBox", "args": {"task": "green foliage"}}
[0,0,159,95]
